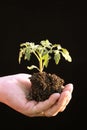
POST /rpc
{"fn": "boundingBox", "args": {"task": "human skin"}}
[0,73,73,117]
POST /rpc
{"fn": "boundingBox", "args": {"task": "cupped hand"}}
[0,73,73,117]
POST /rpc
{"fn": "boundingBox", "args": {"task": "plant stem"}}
[33,51,40,61]
[39,57,43,73]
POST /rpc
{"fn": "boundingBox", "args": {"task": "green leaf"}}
[61,48,72,62]
[20,42,30,47]
[27,65,39,71]
[24,47,31,61]
[18,48,25,63]
[19,40,72,72]
[29,43,39,51]
[40,39,52,48]
[57,44,62,50]
[54,51,61,64]
[42,53,51,68]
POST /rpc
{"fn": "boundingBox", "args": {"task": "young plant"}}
[18,39,72,72]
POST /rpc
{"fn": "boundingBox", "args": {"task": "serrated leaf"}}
[18,48,25,63]
[29,43,38,51]
[61,48,69,54]
[40,39,52,48]
[24,47,31,61]
[42,53,51,68]
[61,49,72,62]
[19,40,72,72]
[54,52,61,64]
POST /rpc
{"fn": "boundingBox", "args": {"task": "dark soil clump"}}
[27,72,65,101]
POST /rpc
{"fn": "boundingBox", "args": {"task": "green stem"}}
[33,51,40,61]
[39,57,43,73]
[33,51,43,72]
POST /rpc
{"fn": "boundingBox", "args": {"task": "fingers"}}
[30,93,60,115]
[25,83,73,117]
[28,91,72,117]
[44,83,73,117]
[44,91,71,117]
[63,83,73,93]
[27,111,46,117]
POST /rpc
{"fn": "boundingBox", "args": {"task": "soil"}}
[27,71,65,101]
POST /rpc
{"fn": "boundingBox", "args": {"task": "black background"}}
[0,1,87,129]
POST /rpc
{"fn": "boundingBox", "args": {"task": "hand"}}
[0,73,73,117]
